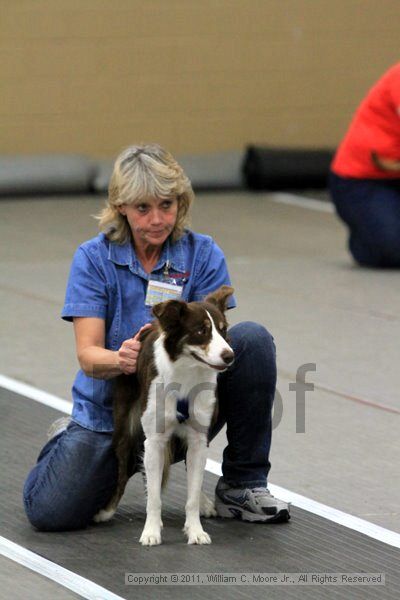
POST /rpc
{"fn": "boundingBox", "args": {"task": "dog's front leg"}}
[183,429,211,544]
[139,435,166,546]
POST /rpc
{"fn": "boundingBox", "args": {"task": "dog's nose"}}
[221,349,234,365]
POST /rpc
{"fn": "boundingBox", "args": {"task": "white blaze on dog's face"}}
[152,285,235,370]
[185,307,234,371]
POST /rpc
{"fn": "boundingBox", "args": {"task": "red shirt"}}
[332,63,400,179]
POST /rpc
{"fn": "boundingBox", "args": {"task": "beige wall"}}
[1,0,399,158]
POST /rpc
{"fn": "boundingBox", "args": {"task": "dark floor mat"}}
[1,387,399,599]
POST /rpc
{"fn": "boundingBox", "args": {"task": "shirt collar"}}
[108,234,186,275]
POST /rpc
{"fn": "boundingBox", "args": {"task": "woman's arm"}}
[371,151,400,172]
[73,317,151,379]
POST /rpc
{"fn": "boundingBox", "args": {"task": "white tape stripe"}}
[0,536,126,600]
[266,484,400,550]
[270,192,334,213]
[206,459,400,549]
[0,374,72,415]
[2,374,400,550]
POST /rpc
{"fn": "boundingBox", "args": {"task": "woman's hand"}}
[117,324,153,375]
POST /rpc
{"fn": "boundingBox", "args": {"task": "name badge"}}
[145,279,183,306]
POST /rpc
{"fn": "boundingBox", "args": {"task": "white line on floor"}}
[0,536,126,600]
[2,373,400,553]
[270,192,334,213]
[0,374,72,415]
[206,459,400,549]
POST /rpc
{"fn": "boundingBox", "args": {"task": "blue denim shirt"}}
[61,230,235,431]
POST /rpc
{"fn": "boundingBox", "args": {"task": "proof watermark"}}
[153,362,316,434]
[125,572,385,586]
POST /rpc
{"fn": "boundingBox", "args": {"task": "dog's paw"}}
[184,524,212,545]
[139,528,162,546]
[200,492,217,518]
[93,507,116,523]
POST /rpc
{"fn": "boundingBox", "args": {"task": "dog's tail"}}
[161,436,187,489]
[161,444,173,489]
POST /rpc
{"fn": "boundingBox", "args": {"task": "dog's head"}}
[152,285,235,369]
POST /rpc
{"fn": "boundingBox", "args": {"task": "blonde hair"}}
[96,144,194,244]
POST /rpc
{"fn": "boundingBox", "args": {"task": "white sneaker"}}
[215,477,291,523]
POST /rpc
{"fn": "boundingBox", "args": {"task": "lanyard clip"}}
[163,260,170,276]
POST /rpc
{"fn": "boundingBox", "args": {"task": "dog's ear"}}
[152,299,188,326]
[204,285,234,313]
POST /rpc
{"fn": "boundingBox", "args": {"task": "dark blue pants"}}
[329,172,400,267]
[23,322,276,531]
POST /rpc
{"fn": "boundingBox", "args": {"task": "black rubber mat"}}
[1,387,400,600]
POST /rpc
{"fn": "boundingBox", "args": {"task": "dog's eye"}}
[197,324,209,335]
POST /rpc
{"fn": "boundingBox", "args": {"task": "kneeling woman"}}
[330,63,400,268]
[23,144,290,531]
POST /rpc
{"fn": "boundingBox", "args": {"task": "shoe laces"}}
[249,487,277,506]
[250,487,273,497]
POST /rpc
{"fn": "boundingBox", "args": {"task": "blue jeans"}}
[23,322,276,531]
[329,172,400,267]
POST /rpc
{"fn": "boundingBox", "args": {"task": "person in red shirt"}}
[329,63,400,267]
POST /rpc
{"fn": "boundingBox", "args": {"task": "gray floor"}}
[0,556,81,600]
[1,191,400,597]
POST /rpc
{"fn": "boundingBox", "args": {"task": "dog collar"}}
[176,399,189,423]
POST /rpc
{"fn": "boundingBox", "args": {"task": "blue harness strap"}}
[176,398,190,423]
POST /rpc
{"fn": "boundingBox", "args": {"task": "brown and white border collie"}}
[94,285,234,545]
